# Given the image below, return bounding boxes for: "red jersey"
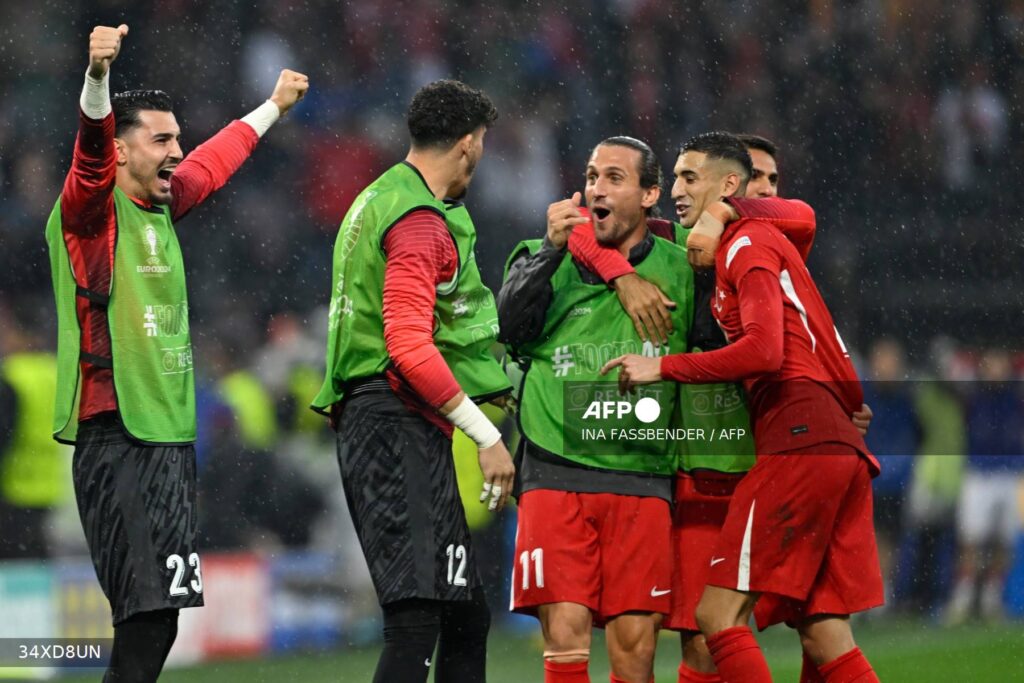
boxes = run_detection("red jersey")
[662,218,876,468]
[567,197,816,281]
[61,110,260,420]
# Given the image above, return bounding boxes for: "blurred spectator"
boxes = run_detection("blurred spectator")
[863,339,920,609]
[932,63,1009,194]
[0,307,70,559]
[900,341,968,616]
[196,338,327,551]
[946,349,1024,623]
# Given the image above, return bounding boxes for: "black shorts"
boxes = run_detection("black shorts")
[73,414,203,625]
[335,389,481,605]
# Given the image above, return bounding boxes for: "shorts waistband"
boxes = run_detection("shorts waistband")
[344,375,391,398]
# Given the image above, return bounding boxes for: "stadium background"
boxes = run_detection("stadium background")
[1,0,1023,680]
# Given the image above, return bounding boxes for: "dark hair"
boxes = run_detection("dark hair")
[112,89,174,136]
[737,133,778,159]
[407,80,498,149]
[597,135,663,190]
[680,131,753,181]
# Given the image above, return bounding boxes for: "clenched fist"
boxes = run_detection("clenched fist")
[88,24,129,79]
[269,69,309,115]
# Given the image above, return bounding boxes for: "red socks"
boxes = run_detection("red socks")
[705,626,772,682]
[545,659,590,683]
[799,649,826,683]
[819,648,878,683]
[678,661,723,682]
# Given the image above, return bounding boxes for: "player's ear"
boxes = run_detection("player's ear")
[720,171,740,198]
[457,132,474,158]
[113,137,128,166]
[641,185,661,210]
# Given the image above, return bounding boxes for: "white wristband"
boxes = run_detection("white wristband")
[240,100,281,138]
[80,69,111,120]
[445,395,502,449]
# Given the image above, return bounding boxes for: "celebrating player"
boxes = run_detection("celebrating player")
[45,24,307,682]
[312,80,515,683]
[740,134,780,199]
[602,132,883,683]
[567,133,871,682]
[499,136,692,683]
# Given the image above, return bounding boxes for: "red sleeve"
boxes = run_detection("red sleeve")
[170,120,259,222]
[660,269,784,382]
[382,210,461,408]
[567,222,635,282]
[727,196,816,261]
[61,110,116,236]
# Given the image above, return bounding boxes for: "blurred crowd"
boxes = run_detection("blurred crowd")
[1,0,1023,623]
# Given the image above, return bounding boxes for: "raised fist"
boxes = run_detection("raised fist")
[269,69,310,115]
[88,24,128,79]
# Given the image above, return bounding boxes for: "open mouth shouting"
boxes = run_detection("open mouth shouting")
[156,165,177,193]
[592,205,612,224]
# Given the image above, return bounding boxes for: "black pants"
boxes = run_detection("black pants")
[374,587,491,683]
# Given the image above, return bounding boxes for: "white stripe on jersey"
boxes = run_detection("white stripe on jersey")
[738,499,756,592]
[726,236,752,270]
[779,269,816,353]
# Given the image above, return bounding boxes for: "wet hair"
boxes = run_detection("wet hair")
[597,135,664,190]
[680,131,753,182]
[594,135,663,216]
[738,133,778,159]
[407,80,498,150]
[112,89,174,136]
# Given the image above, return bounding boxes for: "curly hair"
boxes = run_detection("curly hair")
[112,89,174,136]
[407,80,498,150]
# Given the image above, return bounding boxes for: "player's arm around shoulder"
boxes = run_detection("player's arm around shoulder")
[717,219,784,283]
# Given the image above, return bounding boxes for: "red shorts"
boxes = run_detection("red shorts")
[511,489,672,625]
[707,443,884,629]
[664,471,743,632]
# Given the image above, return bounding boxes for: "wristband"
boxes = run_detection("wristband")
[80,69,111,120]
[240,100,280,138]
[445,395,502,449]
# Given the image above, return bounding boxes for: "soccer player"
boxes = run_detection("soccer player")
[45,24,307,682]
[567,133,871,683]
[312,80,515,683]
[740,134,780,199]
[498,136,692,683]
[603,131,884,683]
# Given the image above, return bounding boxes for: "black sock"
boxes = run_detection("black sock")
[373,599,442,683]
[103,609,179,683]
[436,587,490,683]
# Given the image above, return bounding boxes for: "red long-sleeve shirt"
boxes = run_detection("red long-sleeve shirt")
[567,196,817,281]
[661,218,874,467]
[381,209,463,435]
[61,109,259,420]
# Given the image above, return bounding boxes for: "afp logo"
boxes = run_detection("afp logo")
[581,397,661,424]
